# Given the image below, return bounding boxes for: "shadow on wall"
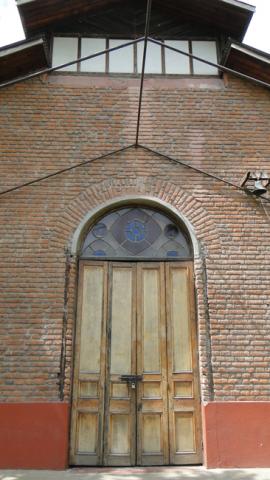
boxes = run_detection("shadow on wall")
[1,467,270,480]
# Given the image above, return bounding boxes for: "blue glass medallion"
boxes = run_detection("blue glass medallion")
[125,220,146,242]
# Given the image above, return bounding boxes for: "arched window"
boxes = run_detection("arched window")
[80,207,192,260]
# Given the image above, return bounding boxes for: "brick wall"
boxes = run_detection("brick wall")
[0,73,270,402]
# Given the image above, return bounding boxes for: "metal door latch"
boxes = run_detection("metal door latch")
[120,374,142,389]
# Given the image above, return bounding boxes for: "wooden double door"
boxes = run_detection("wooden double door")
[70,261,202,466]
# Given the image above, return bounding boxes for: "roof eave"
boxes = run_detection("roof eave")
[0,36,50,84]
[0,37,43,57]
[220,0,255,13]
[222,39,270,85]
[16,0,255,40]
[16,0,33,4]
[220,0,256,40]
[16,0,256,11]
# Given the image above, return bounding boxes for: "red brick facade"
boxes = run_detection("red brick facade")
[1,72,270,467]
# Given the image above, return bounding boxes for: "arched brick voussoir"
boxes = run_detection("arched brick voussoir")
[53,175,220,402]
[51,175,221,261]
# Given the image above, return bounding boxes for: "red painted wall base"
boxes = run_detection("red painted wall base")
[202,402,270,468]
[0,402,270,469]
[0,403,69,469]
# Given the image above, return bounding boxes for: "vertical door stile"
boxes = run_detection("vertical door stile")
[161,262,170,465]
[188,261,203,462]
[132,263,138,466]
[103,261,112,466]
[99,261,108,464]
[136,263,143,466]
[160,262,170,466]
[165,261,175,464]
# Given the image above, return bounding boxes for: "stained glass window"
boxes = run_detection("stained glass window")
[80,207,192,260]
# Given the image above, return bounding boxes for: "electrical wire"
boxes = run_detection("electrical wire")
[0,3,269,206]
[0,37,144,90]
[1,142,270,205]
[135,0,152,145]
[149,38,270,91]
[137,144,270,204]
[1,34,270,91]
[0,144,135,197]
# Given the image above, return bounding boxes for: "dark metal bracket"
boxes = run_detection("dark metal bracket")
[120,374,143,389]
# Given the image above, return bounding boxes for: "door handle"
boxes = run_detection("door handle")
[120,374,143,389]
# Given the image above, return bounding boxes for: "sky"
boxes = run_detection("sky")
[0,0,270,53]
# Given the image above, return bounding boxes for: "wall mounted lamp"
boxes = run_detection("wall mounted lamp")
[241,171,270,196]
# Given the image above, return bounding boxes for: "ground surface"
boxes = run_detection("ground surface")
[1,467,270,480]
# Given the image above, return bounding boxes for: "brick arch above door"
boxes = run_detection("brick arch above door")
[53,176,222,259]
[53,175,221,403]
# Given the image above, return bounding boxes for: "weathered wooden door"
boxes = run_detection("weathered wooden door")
[70,260,202,466]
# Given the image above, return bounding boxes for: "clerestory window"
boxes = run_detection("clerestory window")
[52,36,218,76]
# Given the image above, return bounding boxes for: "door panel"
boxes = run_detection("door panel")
[136,263,169,465]
[166,263,202,465]
[110,266,133,375]
[175,412,195,452]
[110,414,130,454]
[141,268,161,372]
[170,267,192,372]
[77,412,98,453]
[104,263,136,466]
[70,260,202,466]
[70,262,108,465]
[79,265,104,373]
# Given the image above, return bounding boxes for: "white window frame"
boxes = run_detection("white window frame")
[52,36,218,76]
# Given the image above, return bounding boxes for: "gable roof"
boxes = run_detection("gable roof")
[16,0,255,40]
